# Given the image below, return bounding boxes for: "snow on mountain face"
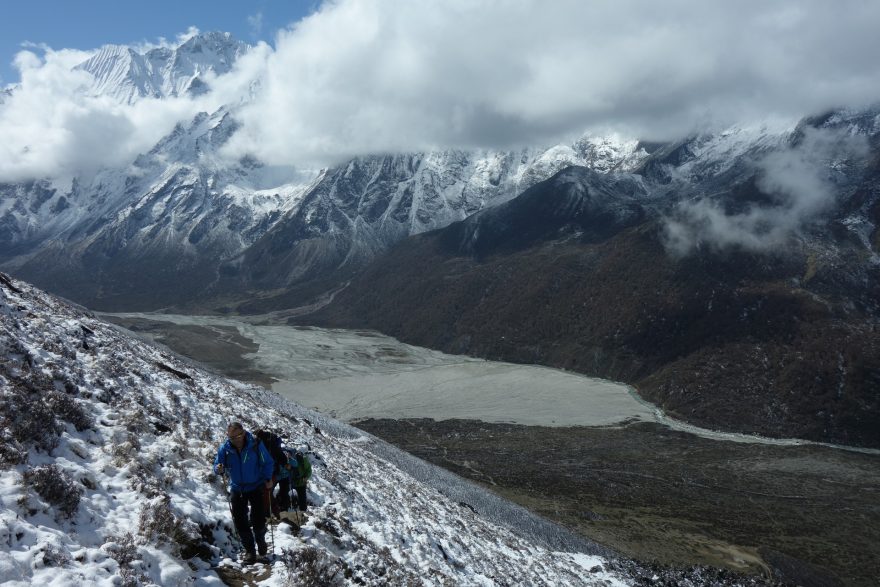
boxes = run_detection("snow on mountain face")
[0,31,657,309]
[439,166,648,259]
[225,142,650,295]
[75,32,248,104]
[574,135,649,174]
[0,273,632,586]
[5,29,876,313]
[0,103,320,310]
[270,138,648,246]
[0,106,649,310]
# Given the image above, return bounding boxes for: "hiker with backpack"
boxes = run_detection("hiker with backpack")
[214,422,274,564]
[287,444,312,522]
[255,429,290,515]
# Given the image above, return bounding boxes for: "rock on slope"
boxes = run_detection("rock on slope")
[0,272,632,586]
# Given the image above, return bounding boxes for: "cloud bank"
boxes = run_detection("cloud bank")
[223,0,880,166]
[0,47,201,182]
[1,0,879,180]
[663,127,871,255]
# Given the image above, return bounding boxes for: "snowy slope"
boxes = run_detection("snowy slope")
[75,32,248,104]
[0,272,633,586]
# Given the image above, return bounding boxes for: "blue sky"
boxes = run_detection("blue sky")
[0,0,318,86]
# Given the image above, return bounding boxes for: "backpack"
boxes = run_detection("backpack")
[255,429,287,475]
[290,449,312,487]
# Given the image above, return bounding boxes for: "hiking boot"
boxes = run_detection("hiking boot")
[242,551,257,565]
[257,540,268,556]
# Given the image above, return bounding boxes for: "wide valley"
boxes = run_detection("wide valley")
[105,312,880,587]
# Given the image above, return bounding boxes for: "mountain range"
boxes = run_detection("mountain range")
[1,32,878,448]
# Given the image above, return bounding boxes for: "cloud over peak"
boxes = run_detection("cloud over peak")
[221,0,880,166]
[663,126,871,255]
[2,0,879,180]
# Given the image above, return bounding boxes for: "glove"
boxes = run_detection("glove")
[216,463,224,474]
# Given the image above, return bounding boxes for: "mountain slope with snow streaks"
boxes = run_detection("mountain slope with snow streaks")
[0,272,631,586]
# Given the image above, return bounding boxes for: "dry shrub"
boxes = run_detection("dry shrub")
[127,461,165,498]
[22,464,82,519]
[0,360,91,458]
[102,533,146,587]
[0,387,62,452]
[282,546,346,586]
[35,544,71,568]
[139,495,207,560]
[46,389,93,431]
[0,428,27,467]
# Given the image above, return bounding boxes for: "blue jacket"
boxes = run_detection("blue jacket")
[214,432,274,492]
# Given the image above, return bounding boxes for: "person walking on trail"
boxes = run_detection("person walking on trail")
[288,445,312,523]
[214,422,274,564]
[255,429,289,516]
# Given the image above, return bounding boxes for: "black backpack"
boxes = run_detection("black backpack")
[255,429,287,474]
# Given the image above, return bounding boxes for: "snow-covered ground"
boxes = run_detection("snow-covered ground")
[0,274,632,586]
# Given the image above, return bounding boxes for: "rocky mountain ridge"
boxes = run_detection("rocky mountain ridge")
[74,31,249,104]
[0,33,654,311]
[299,112,880,448]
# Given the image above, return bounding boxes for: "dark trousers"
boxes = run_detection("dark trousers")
[231,487,266,554]
[274,478,291,513]
[293,485,308,511]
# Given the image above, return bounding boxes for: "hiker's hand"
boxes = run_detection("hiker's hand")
[265,480,272,489]
[216,464,224,474]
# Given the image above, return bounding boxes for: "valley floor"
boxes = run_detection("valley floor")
[103,313,880,586]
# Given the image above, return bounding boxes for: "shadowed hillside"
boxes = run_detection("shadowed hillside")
[301,167,880,448]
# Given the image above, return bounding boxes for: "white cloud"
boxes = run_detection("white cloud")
[220,0,880,167]
[247,12,264,39]
[129,26,202,54]
[0,47,200,182]
[663,127,871,255]
[2,0,879,181]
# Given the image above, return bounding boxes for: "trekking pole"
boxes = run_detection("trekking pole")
[222,472,242,550]
[267,487,275,555]
[288,483,295,519]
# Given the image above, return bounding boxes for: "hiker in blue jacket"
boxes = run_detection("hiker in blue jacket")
[214,422,274,563]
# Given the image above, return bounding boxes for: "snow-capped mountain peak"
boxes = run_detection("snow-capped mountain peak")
[74,31,249,104]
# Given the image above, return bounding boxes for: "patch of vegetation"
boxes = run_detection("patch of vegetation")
[281,546,346,586]
[138,495,208,560]
[22,464,82,519]
[356,418,880,587]
[0,382,62,453]
[102,533,147,587]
